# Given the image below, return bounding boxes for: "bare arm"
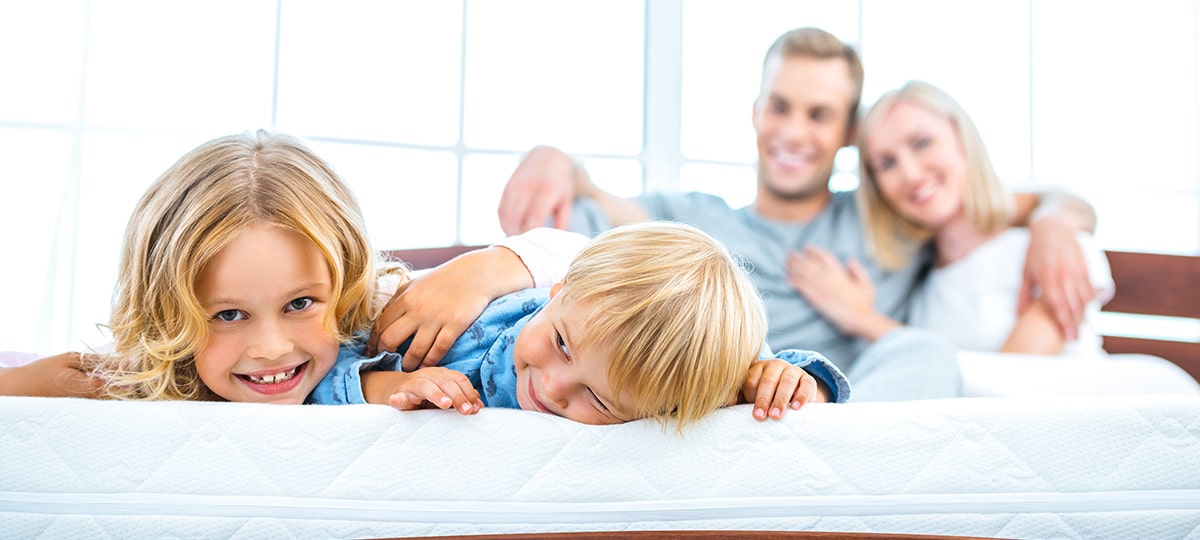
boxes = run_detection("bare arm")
[1011,190,1098,340]
[361,367,482,414]
[498,145,649,234]
[1000,297,1067,354]
[0,352,105,398]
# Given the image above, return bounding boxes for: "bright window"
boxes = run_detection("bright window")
[0,1,1196,354]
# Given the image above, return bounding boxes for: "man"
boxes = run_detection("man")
[496,27,1097,401]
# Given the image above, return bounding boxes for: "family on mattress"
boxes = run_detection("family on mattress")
[2,25,1198,539]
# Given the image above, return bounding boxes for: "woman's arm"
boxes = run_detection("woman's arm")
[1000,298,1067,354]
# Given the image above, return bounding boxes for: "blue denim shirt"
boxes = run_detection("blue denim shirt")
[307,288,851,406]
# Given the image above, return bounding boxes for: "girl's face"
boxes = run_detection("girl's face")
[512,283,635,425]
[864,99,968,231]
[193,222,340,404]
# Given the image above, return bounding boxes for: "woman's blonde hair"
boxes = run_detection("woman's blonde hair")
[857,80,1012,270]
[99,130,400,400]
[561,221,767,431]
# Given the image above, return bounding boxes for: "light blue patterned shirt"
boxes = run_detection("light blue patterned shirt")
[307,288,850,406]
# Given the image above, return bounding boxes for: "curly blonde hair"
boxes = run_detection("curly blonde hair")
[563,221,767,430]
[97,130,402,400]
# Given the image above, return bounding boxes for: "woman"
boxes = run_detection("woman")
[792,80,1114,356]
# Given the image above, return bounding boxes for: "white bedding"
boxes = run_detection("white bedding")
[3,391,1199,539]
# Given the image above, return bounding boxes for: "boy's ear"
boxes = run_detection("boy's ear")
[549,281,564,298]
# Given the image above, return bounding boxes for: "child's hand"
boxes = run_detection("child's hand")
[367,247,534,369]
[740,359,829,421]
[362,367,483,415]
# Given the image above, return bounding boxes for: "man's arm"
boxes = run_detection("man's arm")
[498,145,649,234]
[1011,190,1098,340]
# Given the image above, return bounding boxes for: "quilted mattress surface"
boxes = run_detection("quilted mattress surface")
[2,394,1198,539]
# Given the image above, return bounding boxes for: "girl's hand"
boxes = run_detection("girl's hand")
[362,367,483,415]
[739,359,828,421]
[367,246,534,369]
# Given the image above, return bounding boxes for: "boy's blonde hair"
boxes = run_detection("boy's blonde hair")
[561,221,767,430]
[100,130,401,400]
[857,80,1012,270]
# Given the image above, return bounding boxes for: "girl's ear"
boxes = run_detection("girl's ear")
[549,281,564,299]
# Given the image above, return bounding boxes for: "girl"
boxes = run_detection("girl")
[0,130,506,408]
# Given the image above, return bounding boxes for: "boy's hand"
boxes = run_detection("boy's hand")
[740,359,829,421]
[362,367,483,415]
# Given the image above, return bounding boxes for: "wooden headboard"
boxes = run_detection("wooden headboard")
[384,246,1200,382]
[1101,250,1200,381]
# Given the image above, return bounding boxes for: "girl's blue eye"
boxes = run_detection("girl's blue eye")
[213,309,245,322]
[287,297,314,312]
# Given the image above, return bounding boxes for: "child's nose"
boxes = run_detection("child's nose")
[248,319,295,360]
[540,370,571,409]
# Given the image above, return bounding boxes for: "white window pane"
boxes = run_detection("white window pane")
[0,129,72,353]
[308,141,459,250]
[1091,191,1198,254]
[680,162,756,210]
[862,0,1031,185]
[71,132,210,351]
[277,0,463,145]
[86,0,276,131]
[1032,0,1196,194]
[459,154,643,246]
[463,0,645,154]
[0,1,86,124]
[461,154,521,245]
[581,157,644,199]
[681,1,859,164]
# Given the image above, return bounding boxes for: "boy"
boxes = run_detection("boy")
[311,221,848,430]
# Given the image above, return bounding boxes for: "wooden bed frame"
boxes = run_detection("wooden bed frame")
[386,246,1200,383]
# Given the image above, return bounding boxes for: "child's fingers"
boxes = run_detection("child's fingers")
[789,372,819,410]
[766,365,803,420]
[387,391,424,410]
[436,376,483,415]
[750,361,789,421]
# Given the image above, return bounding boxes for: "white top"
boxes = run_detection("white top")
[909,228,1115,355]
[493,227,588,287]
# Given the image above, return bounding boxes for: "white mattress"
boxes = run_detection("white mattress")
[2,393,1198,539]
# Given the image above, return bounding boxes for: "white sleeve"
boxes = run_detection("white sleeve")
[1077,231,1115,307]
[493,228,590,288]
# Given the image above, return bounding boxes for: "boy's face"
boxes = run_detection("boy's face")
[752,55,857,201]
[193,222,341,404]
[512,283,635,425]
